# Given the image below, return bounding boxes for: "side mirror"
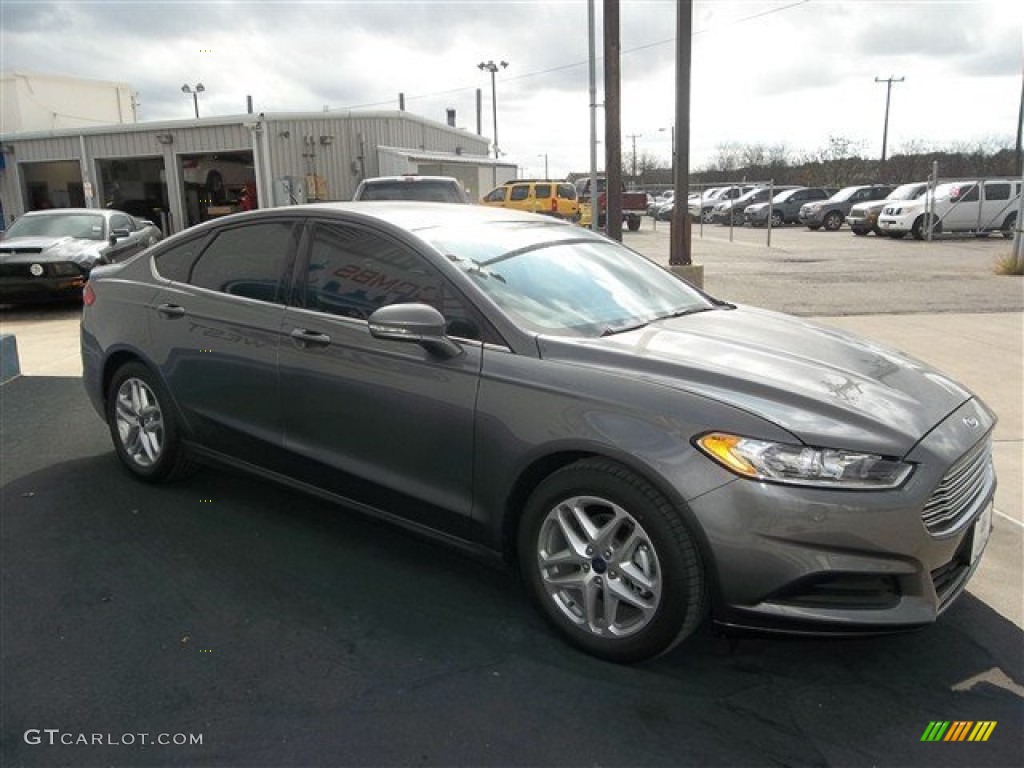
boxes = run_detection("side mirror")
[368,303,463,359]
[110,227,130,243]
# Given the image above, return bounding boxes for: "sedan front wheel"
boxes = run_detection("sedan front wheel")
[519,458,706,663]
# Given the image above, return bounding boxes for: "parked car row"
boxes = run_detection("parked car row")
[676,178,1020,240]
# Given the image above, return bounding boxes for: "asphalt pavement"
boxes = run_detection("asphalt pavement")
[1,221,1022,767]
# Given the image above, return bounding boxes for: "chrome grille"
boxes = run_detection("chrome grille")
[922,437,994,536]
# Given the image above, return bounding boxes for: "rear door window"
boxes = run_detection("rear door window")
[509,185,530,201]
[984,183,1010,201]
[189,220,298,302]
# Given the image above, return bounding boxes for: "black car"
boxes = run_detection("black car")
[0,208,162,303]
[80,203,995,663]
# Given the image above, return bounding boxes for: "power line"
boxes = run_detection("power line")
[333,0,811,112]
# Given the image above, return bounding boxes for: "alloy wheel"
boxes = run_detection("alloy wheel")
[114,377,165,468]
[535,495,662,639]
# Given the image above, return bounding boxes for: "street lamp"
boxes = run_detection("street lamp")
[477,60,508,160]
[181,83,205,119]
[538,153,548,178]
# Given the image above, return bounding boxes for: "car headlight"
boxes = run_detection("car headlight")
[696,433,913,489]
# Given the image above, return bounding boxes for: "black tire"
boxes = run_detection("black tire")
[107,362,196,483]
[627,215,641,232]
[1002,213,1017,240]
[518,458,707,663]
[912,214,940,240]
[823,211,844,231]
[205,170,225,204]
[807,224,821,231]
[889,231,907,239]
[851,227,869,236]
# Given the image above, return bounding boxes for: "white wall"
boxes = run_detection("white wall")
[1,71,135,133]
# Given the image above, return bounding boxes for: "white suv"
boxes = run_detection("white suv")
[877,178,1020,240]
[352,176,470,203]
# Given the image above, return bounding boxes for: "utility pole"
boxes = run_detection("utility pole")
[671,0,693,267]
[604,0,622,242]
[626,133,642,186]
[875,76,904,165]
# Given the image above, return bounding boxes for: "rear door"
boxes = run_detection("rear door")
[148,217,300,464]
[980,180,1019,231]
[278,218,489,537]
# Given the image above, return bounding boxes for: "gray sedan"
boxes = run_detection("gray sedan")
[80,203,996,662]
[0,208,162,303]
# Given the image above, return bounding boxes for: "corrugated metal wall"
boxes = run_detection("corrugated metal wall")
[0,111,490,224]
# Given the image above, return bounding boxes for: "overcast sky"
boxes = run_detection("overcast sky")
[2,0,1021,179]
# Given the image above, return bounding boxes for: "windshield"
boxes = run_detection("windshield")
[887,183,927,201]
[420,223,712,338]
[831,186,861,202]
[358,181,465,203]
[5,213,106,241]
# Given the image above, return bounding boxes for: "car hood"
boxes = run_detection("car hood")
[539,306,973,456]
[0,235,105,265]
[850,200,887,215]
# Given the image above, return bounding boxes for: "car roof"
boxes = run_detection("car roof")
[22,208,112,217]
[259,201,580,233]
[360,175,461,184]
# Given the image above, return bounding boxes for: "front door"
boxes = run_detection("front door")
[279,220,485,537]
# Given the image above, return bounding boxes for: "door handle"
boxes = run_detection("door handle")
[290,328,332,348]
[157,303,186,318]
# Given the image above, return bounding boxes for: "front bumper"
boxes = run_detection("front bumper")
[690,399,996,635]
[0,275,87,303]
[877,214,915,235]
[798,208,825,226]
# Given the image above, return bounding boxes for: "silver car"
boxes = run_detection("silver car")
[1,208,162,303]
[80,203,996,663]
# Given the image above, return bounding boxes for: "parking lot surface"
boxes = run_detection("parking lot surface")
[2,221,1022,767]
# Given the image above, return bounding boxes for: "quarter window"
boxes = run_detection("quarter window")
[189,220,297,302]
[985,183,1010,201]
[153,236,205,283]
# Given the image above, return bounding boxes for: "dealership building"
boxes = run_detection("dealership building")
[0,72,516,233]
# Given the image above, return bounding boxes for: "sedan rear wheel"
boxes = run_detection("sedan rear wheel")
[519,458,706,663]
[107,362,195,482]
[770,211,784,228]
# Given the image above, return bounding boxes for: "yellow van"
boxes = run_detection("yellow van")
[480,180,580,220]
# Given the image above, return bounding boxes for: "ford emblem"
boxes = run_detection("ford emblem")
[29,263,44,277]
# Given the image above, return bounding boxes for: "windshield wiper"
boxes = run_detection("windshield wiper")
[600,320,652,337]
[601,305,723,336]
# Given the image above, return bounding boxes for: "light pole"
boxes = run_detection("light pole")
[874,76,904,165]
[477,60,508,160]
[538,153,548,178]
[181,83,205,118]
